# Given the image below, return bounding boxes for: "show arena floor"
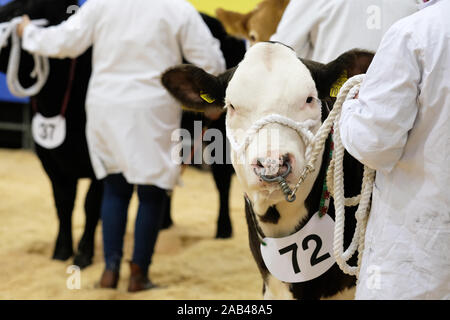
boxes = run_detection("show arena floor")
[0,149,261,299]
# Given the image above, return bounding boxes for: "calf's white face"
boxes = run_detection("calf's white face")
[162,42,373,222]
[225,43,322,212]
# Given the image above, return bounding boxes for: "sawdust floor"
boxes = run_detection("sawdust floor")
[0,149,261,300]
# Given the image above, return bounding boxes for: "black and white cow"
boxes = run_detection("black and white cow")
[162,42,373,299]
[0,0,101,269]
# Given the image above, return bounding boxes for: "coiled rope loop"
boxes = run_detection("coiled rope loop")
[306,74,375,277]
[0,17,49,97]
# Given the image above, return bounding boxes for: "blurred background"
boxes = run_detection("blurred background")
[0,0,260,149]
[0,0,263,300]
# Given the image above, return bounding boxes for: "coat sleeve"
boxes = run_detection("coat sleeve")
[339,22,421,174]
[21,0,100,59]
[177,3,225,76]
[269,0,322,58]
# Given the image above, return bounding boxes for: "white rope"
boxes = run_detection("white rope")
[319,74,375,277]
[0,17,49,97]
[289,74,375,277]
[226,112,321,164]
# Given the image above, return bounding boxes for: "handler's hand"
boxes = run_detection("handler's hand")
[17,15,31,38]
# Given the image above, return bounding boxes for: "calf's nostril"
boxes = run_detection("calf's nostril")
[251,154,294,179]
[283,153,295,167]
[284,153,293,161]
[256,159,264,168]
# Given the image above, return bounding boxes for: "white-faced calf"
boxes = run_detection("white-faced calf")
[162,42,373,299]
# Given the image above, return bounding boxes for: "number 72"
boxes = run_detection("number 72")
[278,234,331,274]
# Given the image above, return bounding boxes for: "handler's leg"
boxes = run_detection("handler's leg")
[128,185,168,292]
[99,174,133,288]
[160,193,173,229]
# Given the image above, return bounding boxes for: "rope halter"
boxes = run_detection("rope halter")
[226,110,322,202]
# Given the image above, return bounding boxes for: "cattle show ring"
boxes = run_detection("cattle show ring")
[0,0,275,301]
[0,0,448,304]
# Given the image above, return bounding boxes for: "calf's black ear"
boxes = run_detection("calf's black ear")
[301,49,374,100]
[161,64,235,113]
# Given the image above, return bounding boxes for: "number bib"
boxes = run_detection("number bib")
[32,113,66,149]
[260,212,335,283]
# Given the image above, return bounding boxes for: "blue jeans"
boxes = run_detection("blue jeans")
[101,174,167,275]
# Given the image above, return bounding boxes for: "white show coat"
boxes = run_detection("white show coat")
[340,0,450,299]
[22,0,225,189]
[270,0,418,63]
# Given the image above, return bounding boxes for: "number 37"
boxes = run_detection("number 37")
[278,234,331,274]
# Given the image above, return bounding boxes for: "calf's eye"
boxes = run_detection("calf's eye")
[249,31,258,43]
[306,97,313,103]
[229,104,235,110]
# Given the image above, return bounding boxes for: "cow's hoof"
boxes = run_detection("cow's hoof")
[53,234,73,261]
[215,229,233,239]
[52,246,73,261]
[73,251,93,269]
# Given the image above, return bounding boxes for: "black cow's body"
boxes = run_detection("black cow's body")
[0,0,101,268]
